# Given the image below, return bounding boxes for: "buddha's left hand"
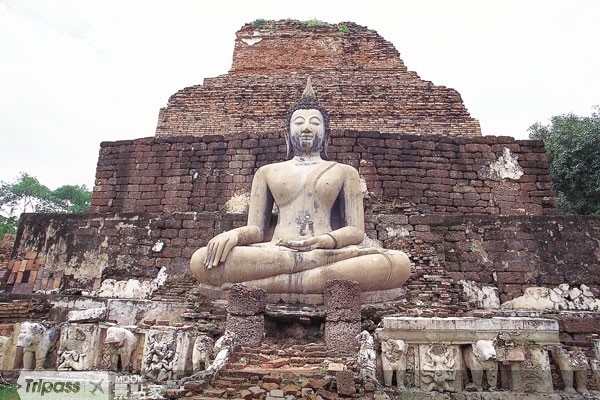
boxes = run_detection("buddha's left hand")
[277,235,335,251]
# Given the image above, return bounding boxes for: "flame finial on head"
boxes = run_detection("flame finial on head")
[302,76,316,99]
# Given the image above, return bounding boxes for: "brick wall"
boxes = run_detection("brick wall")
[2,212,244,295]
[0,300,52,323]
[91,131,556,216]
[0,234,15,266]
[2,211,460,309]
[5,211,598,314]
[0,234,16,283]
[156,21,481,138]
[423,215,600,303]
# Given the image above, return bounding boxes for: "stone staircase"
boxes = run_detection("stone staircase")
[176,341,362,399]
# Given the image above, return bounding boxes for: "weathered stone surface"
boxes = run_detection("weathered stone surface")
[7,213,597,319]
[248,385,266,396]
[268,389,284,398]
[85,133,554,219]
[281,384,299,395]
[262,374,282,384]
[502,285,600,311]
[327,362,346,372]
[0,234,15,272]
[183,380,209,391]
[558,315,600,335]
[227,284,267,316]
[306,378,327,389]
[226,314,264,347]
[335,370,356,396]
[324,279,361,322]
[379,317,560,343]
[163,389,188,399]
[66,307,106,322]
[325,320,360,353]
[316,388,336,400]
[260,382,279,391]
[239,389,253,400]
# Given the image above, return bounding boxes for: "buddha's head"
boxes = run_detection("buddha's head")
[285,77,330,158]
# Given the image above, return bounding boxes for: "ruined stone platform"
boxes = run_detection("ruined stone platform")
[378,316,560,343]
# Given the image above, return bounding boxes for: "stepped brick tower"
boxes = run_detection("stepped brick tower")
[156,21,481,138]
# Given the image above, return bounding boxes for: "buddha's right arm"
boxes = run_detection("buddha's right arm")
[204,167,272,267]
[245,166,273,242]
[227,225,264,245]
[204,225,264,267]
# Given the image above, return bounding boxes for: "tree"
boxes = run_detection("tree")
[529,107,600,215]
[48,184,92,213]
[0,173,92,238]
[0,215,17,238]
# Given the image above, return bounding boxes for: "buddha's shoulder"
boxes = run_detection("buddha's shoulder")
[255,161,291,174]
[334,162,359,173]
[332,162,360,179]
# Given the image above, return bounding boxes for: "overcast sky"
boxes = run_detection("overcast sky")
[1,0,599,190]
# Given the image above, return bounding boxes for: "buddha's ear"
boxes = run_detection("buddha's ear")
[285,129,292,159]
[322,130,330,159]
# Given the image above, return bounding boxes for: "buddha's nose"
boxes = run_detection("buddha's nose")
[302,125,312,133]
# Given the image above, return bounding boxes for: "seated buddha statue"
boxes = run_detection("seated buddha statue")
[190,78,411,294]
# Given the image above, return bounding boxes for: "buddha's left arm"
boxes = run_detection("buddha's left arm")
[325,165,365,248]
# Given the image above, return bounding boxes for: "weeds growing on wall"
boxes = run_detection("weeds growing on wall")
[251,19,350,33]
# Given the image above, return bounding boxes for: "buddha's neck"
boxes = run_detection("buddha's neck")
[293,153,323,164]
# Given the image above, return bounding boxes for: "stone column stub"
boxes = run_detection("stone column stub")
[226,284,267,347]
[227,284,267,316]
[324,279,362,353]
[324,279,361,322]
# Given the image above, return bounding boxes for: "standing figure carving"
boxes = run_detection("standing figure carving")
[144,338,175,383]
[591,340,600,389]
[191,78,411,294]
[192,335,215,372]
[356,331,377,384]
[421,345,459,392]
[180,330,240,385]
[381,339,408,389]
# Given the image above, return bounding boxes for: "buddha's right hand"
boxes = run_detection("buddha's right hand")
[204,231,239,268]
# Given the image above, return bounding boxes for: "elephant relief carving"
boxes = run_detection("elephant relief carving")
[551,345,589,394]
[463,339,498,391]
[16,322,59,370]
[104,327,138,372]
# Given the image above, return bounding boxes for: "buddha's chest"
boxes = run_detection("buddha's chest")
[267,164,343,208]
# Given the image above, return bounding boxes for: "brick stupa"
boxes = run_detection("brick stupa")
[156,21,481,138]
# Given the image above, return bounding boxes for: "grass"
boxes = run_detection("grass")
[0,383,20,400]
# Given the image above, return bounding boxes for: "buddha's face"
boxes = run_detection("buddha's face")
[290,109,325,155]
